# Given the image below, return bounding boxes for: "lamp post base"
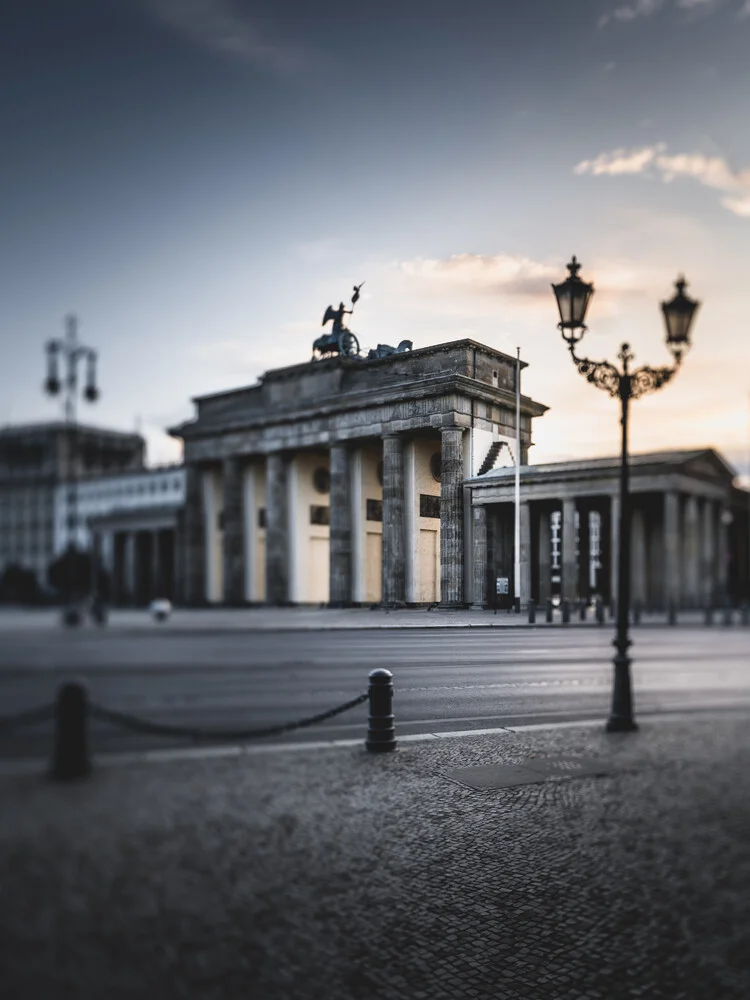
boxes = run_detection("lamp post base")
[605,715,639,733]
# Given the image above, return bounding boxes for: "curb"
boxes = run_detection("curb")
[2,706,747,779]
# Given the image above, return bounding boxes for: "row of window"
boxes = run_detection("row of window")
[77,476,183,501]
[211,492,444,533]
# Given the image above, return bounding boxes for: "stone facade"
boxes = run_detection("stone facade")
[169,341,750,610]
[0,422,144,589]
[471,449,749,610]
[170,340,544,607]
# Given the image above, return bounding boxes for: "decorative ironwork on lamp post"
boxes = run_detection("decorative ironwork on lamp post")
[44,315,100,625]
[552,257,700,732]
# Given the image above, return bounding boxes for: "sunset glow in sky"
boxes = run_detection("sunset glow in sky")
[2,0,749,477]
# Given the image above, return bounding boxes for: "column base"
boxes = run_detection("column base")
[469,603,486,611]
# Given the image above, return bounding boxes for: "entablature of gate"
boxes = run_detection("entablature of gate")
[467,448,735,506]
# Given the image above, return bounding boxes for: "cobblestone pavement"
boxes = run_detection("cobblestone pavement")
[1,716,749,999]
[0,604,730,633]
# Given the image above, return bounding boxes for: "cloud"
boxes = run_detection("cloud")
[599,0,663,26]
[575,144,750,217]
[400,253,559,299]
[574,145,666,176]
[599,0,721,25]
[395,253,655,327]
[739,0,750,17]
[142,0,309,74]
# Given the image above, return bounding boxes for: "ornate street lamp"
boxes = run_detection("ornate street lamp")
[44,315,100,626]
[552,258,699,731]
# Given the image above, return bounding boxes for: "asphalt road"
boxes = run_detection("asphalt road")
[0,627,748,759]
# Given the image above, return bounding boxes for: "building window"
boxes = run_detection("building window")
[430,453,441,483]
[313,467,330,494]
[258,508,266,528]
[366,499,383,522]
[310,505,330,526]
[419,494,440,519]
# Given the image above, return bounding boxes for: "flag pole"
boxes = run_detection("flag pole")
[514,346,521,612]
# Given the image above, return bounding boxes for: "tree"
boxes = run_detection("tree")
[47,548,112,602]
[0,564,41,604]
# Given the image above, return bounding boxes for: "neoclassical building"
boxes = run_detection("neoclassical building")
[170,340,544,607]
[170,339,749,610]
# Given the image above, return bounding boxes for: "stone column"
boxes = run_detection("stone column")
[664,491,680,608]
[350,449,365,604]
[470,504,487,609]
[561,498,577,602]
[440,427,465,607]
[222,457,245,606]
[519,500,531,606]
[538,507,551,603]
[382,435,405,605]
[242,466,257,602]
[404,441,418,604]
[682,495,700,607]
[610,493,620,606]
[151,530,161,600]
[717,503,729,601]
[181,464,205,606]
[265,452,289,605]
[577,505,590,599]
[631,507,646,605]
[123,532,136,606]
[701,498,715,605]
[329,444,352,606]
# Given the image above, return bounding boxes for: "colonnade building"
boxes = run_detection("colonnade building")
[170,339,749,610]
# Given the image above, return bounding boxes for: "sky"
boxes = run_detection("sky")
[2,0,750,480]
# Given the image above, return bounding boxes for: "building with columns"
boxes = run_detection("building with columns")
[170,338,749,610]
[170,340,546,607]
[61,465,186,605]
[470,450,748,610]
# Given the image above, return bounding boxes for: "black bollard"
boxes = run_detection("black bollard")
[667,602,677,626]
[528,600,536,624]
[52,682,91,781]
[741,604,750,627]
[545,599,553,624]
[595,598,604,625]
[722,605,733,626]
[704,604,713,626]
[366,669,396,753]
[561,600,570,624]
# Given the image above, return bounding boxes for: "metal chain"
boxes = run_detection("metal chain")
[88,691,369,741]
[0,704,55,733]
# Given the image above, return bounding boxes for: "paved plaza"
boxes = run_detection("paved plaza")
[1,714,749,999]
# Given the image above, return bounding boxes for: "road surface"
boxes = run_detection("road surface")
[0,626,747,759]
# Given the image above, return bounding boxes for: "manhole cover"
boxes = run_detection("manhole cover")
[443,755,613,790]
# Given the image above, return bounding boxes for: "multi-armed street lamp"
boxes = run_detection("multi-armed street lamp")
[552,258,700,732]
[44,315,100,625]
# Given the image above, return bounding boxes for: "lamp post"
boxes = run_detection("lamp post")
[44,315,100,626]
[552,257,699,731]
